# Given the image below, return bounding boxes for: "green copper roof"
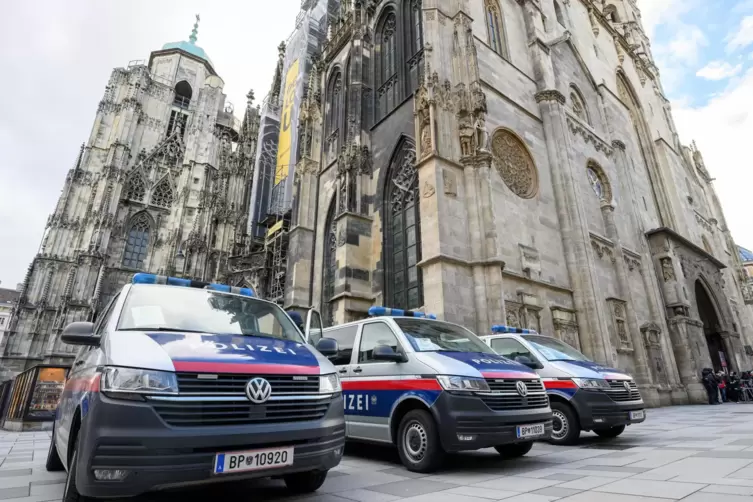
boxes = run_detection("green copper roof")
[161,14,213,68]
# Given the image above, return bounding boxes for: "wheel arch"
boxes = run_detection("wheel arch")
[389,396,434,444]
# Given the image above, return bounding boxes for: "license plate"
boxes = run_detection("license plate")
[517,423,546,439]
[214,446,294,475]
[630,410,645,421]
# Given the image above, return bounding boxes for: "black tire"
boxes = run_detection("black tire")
[283,470,328,494]
[63,436,94,502]
[494,441,534,458]
[594,425,626,438]
[549,402,581,446]
[396,409,445,473]
[45,427,64,472]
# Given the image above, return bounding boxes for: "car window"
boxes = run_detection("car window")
[358,322,401,364]
[491,338,534,361]
[324,325,358,365]
[522,334,590,361]
[94,294,119,335]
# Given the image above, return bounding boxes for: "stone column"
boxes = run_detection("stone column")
[600,203,654,389]
[720,332,740,372]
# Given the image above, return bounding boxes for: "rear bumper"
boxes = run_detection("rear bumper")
[75,393,345,498]
[570,390,645,430]
[432,392,553,452]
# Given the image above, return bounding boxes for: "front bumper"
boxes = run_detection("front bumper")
[432,392,553,452]
[570,390,645,430]
[75,393,345,499]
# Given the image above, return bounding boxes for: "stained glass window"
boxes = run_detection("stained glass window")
[405,0,424,93]
[587,168,603,199]
[386,145,423,310]
[322,202,337,326]
[122,213,151,269]
[326,72,342,135]
[485,0,508,59]
[150,178,174,208]
[376,12,399,120]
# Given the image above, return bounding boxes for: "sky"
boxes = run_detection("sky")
[0,0,751,287]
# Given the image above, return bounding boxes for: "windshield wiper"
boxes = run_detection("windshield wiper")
[118,327,207,333]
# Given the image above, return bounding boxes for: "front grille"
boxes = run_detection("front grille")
[151,398,331,427]
[605,380,642,402]
[480,379,549,411]
[176,373,320,395]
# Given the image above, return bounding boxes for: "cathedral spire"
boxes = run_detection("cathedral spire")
[189,14,200,44]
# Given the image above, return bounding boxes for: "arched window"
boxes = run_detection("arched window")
[122,212,151,269]
[376,11,399,120]
[569,86,590,125]
[385,141,423,310]
[123,173,146,202]
[604,4,620,23]
[322,200,337,326]
[586,161,612,203]
[150,177,174,208]
[174,80,192,109]
[554,0,566,26]
[405,0,424,93]
[485,0,508,59]
[325,71,342,136]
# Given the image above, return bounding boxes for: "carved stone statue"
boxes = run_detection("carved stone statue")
[474,114,489,153]
[661,257,675,281]
[458,114,474,157]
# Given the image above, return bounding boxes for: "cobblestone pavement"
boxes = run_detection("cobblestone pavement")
[5,404,753,501]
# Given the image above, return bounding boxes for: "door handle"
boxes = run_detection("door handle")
[338,368,348,374]
[352,367,363,373]
[74,360,84,366]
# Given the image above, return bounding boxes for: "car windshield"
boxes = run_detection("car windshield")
[117,285,303,342]
[394,318,495,354]
[522,334,590,362]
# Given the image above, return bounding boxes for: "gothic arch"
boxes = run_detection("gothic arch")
[382,136,423,310]
[604,4,621,23]
[374,5,400,121]
[484,0,509,59]
[122,211,154,269]
[585,159,612,203]
[569,84,591,125]
[150,175,175,209]
[325,65,343,137]
[403,0,424,93]
[123,170,147,202]
[321,196,338,326]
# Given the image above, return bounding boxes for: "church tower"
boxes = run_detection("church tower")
[0,17,260,379]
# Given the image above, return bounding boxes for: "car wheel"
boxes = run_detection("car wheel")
[283,470,328,494]
[45,426,64,472]
[548,402,581,445]
[63,436,94,502]
[494,441,534,458]
[396,409,445,473]
[594,425,626,438]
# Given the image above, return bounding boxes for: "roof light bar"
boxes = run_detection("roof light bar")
[491,325,538,334]
[131,273,255,297]
[368,306,437,320]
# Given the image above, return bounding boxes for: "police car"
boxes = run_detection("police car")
[481,326,646,445]
[309,307,553,473]
[47,273,345,501]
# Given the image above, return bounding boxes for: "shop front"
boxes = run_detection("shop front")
[1,365,69,431]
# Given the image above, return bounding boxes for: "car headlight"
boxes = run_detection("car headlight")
[437,375,490,393]
[101,367,178,400]
[572,378,610,390]
[320,373,341,393]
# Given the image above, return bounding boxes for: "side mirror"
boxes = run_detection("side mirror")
[373,344,405,362]
[61,322,100,347]
[316,337,339,357]
[515,355,543,370]
[304,308,324,344]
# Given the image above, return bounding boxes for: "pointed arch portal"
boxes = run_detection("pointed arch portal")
[695,280,730,372]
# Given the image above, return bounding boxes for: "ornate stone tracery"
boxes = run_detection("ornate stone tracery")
[490,128,538,199]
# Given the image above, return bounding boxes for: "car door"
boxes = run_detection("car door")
[323,325,359,435]
[347,321,408,443]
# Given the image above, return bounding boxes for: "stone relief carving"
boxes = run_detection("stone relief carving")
[415,85,432,159]
[567,117,614,157]
[443,169,457,196]
[422,181,435,198]
[490,129,538,199]
[608,298,631,349]
[661,257,675,281]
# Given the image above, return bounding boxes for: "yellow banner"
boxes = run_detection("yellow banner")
[275,59,300,185]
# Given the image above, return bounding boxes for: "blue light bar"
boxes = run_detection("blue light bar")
[491,325,538,334]
[368,306,437,320]
[132,273,255,297]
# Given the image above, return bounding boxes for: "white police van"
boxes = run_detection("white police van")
[47,273,345,501]
[308,307,553,473]
[481,325,646,445]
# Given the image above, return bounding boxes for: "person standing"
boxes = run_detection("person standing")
[718,371,727,403]
[702,368,718,405]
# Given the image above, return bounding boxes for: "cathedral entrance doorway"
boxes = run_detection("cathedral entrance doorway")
[696,280,729,372]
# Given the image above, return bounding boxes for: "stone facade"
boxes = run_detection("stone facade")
[286,0,753,405]
[0,31,261,379]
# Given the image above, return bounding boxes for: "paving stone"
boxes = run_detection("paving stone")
[365,479,457,497]
[442,485,519,500]
[379,468,428,479]
[0,486,30,500]
[0,470,30,479]
[701,484,753,495]
[333,488,402,501]
[473,476,560,492]
[593,478,707,499]
[540,472,583,481]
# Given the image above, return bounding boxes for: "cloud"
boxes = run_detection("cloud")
[727,15,753,52]
[635,0,699,40]
[673,68,753,248]
[666,24,708,65]
[696,61,744,80]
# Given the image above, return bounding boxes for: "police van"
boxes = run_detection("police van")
[309,307,553,473]
[480,326,646,445]
[47,273,345,501]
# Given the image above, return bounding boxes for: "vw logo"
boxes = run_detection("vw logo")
[246,377,272,404]
[623,381,631,392]
[515,381,528,397]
